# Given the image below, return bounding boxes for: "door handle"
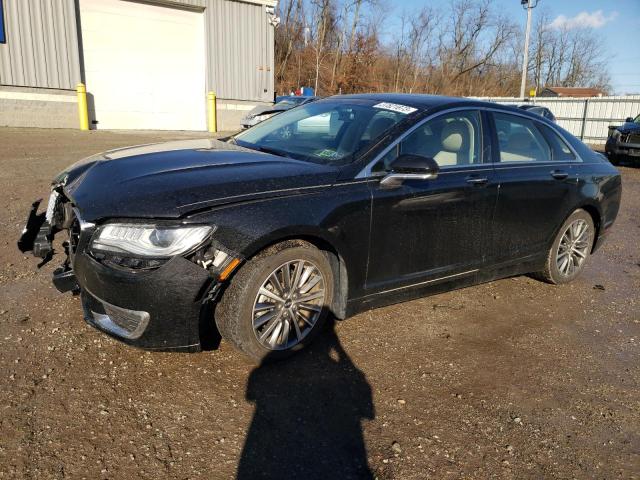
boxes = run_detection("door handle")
[466,176,489,185]
[550,170,569,180]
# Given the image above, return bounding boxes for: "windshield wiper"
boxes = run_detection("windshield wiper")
[250,145,293,159]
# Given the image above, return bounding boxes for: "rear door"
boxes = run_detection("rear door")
[488,111,579,264]
[365,109,497,294]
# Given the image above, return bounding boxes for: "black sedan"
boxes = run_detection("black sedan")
[605,114,640,165]
[19,94,621,361]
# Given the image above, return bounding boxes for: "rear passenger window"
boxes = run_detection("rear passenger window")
[537,124,576,161]
[494,112,551,162]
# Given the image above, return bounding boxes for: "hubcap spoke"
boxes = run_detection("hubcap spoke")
[572,248,586,259]
[296,310,314,327]
[268,272,285,296]
[299,274,322,294]
[254,309,279,329]
[259,314,282,342]
[254,302,276,313]
[296,291,325,303]
[299,303,321,313]
[259,287,284,304]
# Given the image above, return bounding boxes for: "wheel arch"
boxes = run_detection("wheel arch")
[241,229,350,320]
[577,203,602,253]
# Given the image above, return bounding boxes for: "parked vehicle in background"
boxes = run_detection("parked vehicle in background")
[241,96,318,129]
[605,114,640,165]
[518,104,557,123]
[18,94,621,362]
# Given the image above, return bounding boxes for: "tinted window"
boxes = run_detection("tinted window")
[538,124,576,161]
[373,110,482,172]
[494,112,551,162]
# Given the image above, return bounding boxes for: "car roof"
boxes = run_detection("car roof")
[325,93,541,116]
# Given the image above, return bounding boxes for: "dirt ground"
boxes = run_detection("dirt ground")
[0,128,638,480]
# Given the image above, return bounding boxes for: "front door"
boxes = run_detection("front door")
[365,109,497,294]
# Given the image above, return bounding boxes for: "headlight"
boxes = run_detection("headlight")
[612,129,621,139]
[90,224,213,257]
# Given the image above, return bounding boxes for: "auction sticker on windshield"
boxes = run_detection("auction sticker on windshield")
[373,102,417,115]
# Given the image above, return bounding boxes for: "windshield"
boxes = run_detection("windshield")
[234,100,417,165]
[634,115,640,124]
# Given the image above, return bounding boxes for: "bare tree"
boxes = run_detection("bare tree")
[273,0,611,97]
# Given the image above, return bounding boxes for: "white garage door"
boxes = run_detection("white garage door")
[80,0,206,130]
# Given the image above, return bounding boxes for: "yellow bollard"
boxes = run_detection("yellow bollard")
[207,91,217,133]
[76,83,89,131]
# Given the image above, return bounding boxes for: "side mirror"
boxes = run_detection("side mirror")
[625,117,634,123]
[380,154,439,189]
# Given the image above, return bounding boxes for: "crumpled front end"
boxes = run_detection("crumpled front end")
[17,186,239,352]
[606,129,640,158]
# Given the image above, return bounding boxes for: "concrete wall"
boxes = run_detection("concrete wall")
[216,98,270,132]
[0,86,77,128]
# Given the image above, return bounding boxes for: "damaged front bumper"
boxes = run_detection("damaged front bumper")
[18,192,232,352]
[17,199,54,261]
[76,253,213,351]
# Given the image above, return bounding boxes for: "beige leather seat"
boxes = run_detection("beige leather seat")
[433,120,471,166]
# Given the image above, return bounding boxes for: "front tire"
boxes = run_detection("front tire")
[535,209,595,285]
[216,243,334,362]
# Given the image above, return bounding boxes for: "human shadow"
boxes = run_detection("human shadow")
[237,322,375,480]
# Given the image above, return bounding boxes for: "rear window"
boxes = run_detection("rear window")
[537,124,576,161]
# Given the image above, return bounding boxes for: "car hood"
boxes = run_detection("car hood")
[58,139,339,222]
[613,121,640,134]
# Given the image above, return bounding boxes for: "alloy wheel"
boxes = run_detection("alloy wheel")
[556,219,591,277]
[252,259,326,350]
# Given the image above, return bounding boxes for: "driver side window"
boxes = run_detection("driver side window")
[373,110,482,173]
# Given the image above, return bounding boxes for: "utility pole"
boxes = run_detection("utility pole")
[519,0,538,99]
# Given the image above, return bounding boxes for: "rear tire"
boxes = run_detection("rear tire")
[534,209,595,285]
[216,243,334,362]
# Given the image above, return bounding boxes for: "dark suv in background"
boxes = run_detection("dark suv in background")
[606,114,640,165]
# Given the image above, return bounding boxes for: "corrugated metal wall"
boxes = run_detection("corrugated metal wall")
[471,96,640,144]
[0,0,275,101]
[0,0,81,90]
[205,0,274,102]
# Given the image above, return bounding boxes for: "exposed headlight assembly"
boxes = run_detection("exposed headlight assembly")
[90,224,213,258]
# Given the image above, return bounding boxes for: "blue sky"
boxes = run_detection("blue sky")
[379,0,640,94]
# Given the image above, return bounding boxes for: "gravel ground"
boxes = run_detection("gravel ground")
[0,128,638,480]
